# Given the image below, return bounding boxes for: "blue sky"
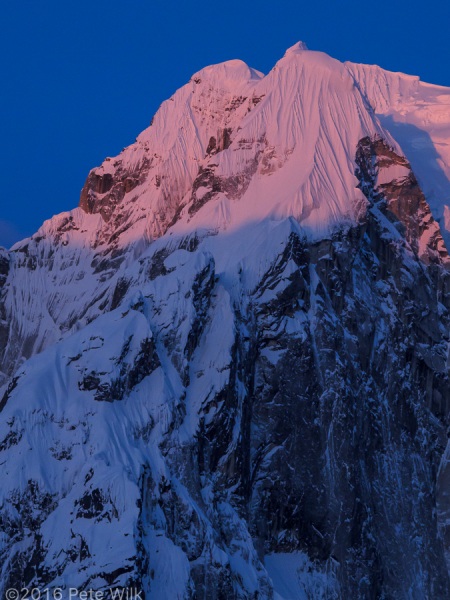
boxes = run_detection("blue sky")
[1,0,449,248]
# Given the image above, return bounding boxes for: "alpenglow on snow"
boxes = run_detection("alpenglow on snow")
[1,42,450,599]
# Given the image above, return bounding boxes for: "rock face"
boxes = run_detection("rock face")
[355,136,449,266]
[346,61,450,250]
[1,43,450,598]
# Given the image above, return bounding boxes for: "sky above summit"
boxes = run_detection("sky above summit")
[1,0,449,248]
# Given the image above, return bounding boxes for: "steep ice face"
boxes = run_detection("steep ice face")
[0,42,399,383]
[2,43,450,599]
[177,46,385,238]
[346,61,450,246]
[78,58,264,247]
[2,43,449,409]
[78,42,396,245]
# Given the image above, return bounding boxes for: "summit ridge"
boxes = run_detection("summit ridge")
[1,43,450,599]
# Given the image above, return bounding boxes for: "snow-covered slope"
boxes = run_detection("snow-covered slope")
[346,61,450,245]
[2,43,450,598]
[2,42,446,386]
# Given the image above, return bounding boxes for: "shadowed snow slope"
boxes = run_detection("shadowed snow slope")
[347,61,450,247]
[1,43,450,599]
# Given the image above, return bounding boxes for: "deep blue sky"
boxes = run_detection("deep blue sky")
[1,0,449,248]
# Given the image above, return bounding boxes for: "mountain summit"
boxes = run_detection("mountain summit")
[284,41,309,54]
[1,44,450,598]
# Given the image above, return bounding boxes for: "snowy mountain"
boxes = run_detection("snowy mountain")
[1,42,450,598]
[347,61,450,247]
